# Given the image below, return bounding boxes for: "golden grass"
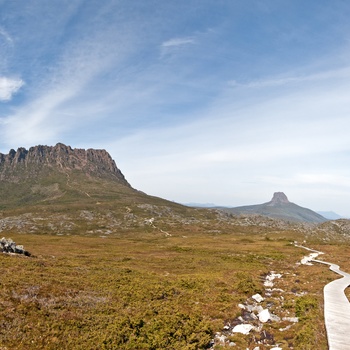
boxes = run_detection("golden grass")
[0,231,341,349]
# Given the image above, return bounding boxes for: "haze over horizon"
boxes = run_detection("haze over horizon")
[1,1,350,216]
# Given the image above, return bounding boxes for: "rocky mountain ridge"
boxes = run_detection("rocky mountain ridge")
[0,143,130,186]
[0,143,198,224]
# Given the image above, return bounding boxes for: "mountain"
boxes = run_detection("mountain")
[317,211,343,220]
[0,143,134,208]
[221,192,327,224]
[0,143,130,185]
[184,202,217,208]
[0,143,204,235]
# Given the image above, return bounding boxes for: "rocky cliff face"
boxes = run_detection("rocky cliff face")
[0,143,130,186]
[268,192,290,206]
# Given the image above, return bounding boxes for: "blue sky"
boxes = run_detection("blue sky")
[1,1,350,216]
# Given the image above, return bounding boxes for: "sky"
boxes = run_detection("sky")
[1,1,350,216]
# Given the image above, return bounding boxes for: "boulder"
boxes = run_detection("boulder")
[232,324,254,335]
[0,237,31,256]
[252,293,264,302]
[258,309,271,323]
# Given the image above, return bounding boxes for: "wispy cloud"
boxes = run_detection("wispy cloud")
[0,77,24,101]
[0,27,13,43]
[229,67,350,89]
[161,37,195,48]
[0,3,141,147]
[160,36,195,57]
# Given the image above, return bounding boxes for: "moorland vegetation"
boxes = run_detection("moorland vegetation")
[1,225,347,349]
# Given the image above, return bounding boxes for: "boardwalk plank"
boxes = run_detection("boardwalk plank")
[313,260,350,350]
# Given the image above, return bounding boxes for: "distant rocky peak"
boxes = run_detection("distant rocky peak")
[270,192,290,205]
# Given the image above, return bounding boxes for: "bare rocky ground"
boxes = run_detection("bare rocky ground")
[0,205,317,237]
[1,205,349,246]
[210,247,323,349]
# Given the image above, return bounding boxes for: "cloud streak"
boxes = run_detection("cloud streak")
[229,66,350,89]
[0,1,141,146]
[161,37,195,47]
[0,77,24,101]
[160,36,196,57]
[0,27,13,43]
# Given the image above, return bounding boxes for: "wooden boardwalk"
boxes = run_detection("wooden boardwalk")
[313,259,350,350]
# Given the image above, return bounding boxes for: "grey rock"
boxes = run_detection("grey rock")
[0,237,31,256]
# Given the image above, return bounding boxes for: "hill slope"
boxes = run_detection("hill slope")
[317,211,343,220]
[0,142,186,208]
[0,143,203,235]
[222,192,327,223]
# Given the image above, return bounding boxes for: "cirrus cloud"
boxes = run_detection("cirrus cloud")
[161,37,195,48]
[0,77,24,101]
[160,36,196,57]
[0,27,13,43]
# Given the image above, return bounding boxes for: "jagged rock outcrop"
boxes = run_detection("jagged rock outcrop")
[0,143,130,186]
[268,192,290,206]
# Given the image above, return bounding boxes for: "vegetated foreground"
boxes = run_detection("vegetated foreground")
[1,229,346,350]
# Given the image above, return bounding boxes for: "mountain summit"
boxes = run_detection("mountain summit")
[0,143,129,186]
[269,192,290,206]
[223,192,327,223]
[0,143,142,209]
